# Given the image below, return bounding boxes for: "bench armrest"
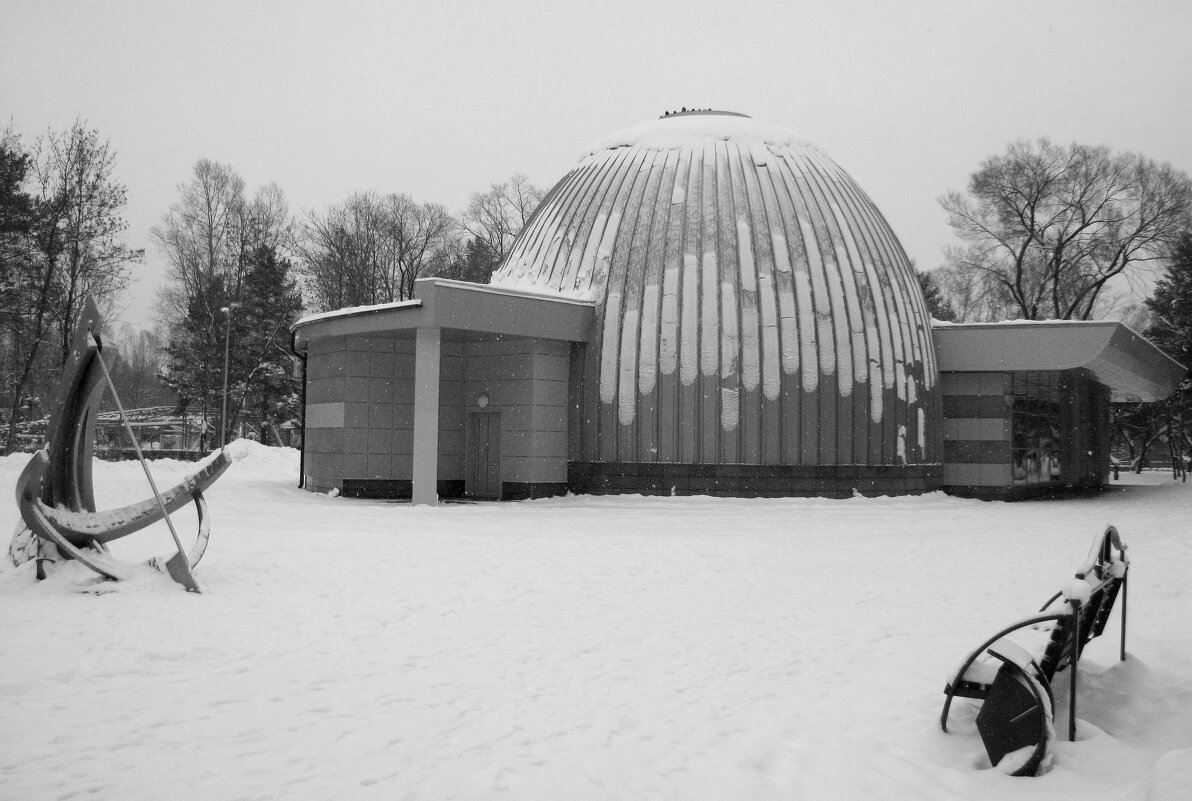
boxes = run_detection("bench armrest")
[941,611,1069,732]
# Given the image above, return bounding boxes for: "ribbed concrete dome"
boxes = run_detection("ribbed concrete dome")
[491,111,939,469]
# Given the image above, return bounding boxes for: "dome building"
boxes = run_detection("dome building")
[491,111,940,493]
[289,113,1183,503]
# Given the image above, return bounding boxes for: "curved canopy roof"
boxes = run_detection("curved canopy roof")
[932,321,1185,402]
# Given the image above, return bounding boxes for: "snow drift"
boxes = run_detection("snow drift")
[2,441,1190,800]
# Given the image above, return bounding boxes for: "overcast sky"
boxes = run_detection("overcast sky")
[3,0,1190,329]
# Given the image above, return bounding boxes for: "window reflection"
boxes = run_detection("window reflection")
[1010,372,1062,485]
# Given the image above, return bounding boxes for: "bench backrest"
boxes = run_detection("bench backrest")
[1036,527,1128,681]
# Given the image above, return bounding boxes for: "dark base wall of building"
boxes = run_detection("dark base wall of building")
[335,478,567,501]
[568,462,942,498]
[942,482,1106,502]
[318,464,942,500]
[326,467,939,498]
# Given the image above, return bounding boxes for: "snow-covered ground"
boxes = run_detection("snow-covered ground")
[2,442,1190,800]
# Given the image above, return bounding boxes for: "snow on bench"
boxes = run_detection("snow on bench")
[939,526,1129,776]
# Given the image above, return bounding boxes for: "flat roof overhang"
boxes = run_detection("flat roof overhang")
[291,278,595,351]
[932,321,1186,402]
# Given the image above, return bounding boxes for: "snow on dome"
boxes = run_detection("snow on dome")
[584,111,816,158]
[490,114,939,469]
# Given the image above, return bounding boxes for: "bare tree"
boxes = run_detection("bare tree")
[153,159,245,326]
[939,139,1192,321]
[33,124,141,363]
[107,324,175,409]
[381,194,456,301]
[1,122,140,453]
[153,160,290,325]
[930,261,1019,323]
[152,159,294,435]
[297,192,459,312]
[461,173,544,265]
[298,192,390,310]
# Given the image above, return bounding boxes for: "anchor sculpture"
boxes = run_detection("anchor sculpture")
[10,297,230,592]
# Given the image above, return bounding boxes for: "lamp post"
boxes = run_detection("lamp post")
[221,306,231,449]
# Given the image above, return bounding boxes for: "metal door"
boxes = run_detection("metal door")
[466,411,501,499]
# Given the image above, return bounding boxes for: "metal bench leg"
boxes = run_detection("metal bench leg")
[1068,599,1081,742]
[1120,571,1128,662]
[975,655,1053,776]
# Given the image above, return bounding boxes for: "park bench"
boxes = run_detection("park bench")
[939,525,1129,776]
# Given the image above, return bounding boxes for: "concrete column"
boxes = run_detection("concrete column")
[413,326,441,505]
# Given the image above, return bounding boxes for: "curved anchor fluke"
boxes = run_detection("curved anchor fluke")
[148,487,211,574]
[10,296,231,592]
[16,449,224,590]
[19,450,230,547]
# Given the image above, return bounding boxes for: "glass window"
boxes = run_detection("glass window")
[1009,372,1063,485]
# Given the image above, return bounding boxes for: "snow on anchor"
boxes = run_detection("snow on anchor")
[8,296,231,593]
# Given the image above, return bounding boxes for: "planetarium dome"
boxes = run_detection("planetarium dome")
[491,110,940,494]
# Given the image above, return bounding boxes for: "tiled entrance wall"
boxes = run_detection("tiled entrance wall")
[302,332,463,495]
[462,338,569,497]
[940,371,1013,489]
[302,333,569,499]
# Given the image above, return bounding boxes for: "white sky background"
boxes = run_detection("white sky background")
[2,0,1190,329]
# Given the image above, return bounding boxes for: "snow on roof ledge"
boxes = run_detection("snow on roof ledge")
[583,112,818,158]
[292,299,422,330]
[419,277,594,306]
[932,320,1186,402]
[291,280,595,334]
